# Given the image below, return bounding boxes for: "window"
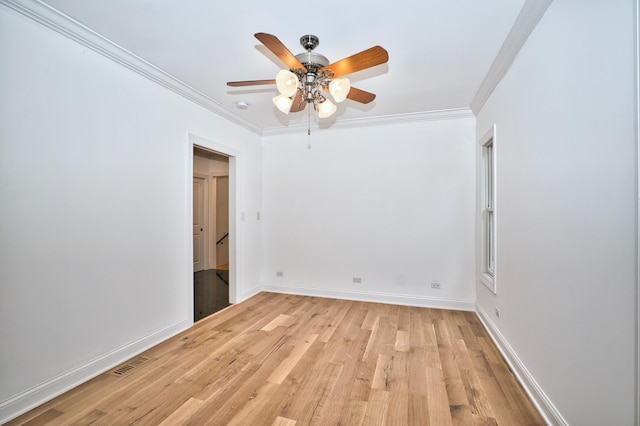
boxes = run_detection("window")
[480,126,496,292]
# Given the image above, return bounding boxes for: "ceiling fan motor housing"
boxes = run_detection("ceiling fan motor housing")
[295,35,329,74]
[295,51,329,70]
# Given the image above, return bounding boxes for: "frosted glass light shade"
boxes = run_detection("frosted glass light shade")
[317,99,337,118]
[272,94,293,114]
[329,78,351,103]
[275,70,299,97]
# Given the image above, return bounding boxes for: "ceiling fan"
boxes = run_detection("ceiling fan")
[227,33,389,121]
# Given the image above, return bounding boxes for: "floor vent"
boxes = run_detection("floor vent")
[112,356,150,376]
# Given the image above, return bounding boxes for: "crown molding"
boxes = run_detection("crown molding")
[4,0,551,137]
[1,0,263,136]
[470,0,553,115]
[262,108,475,137]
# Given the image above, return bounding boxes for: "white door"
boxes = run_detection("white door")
[193,176,206,272]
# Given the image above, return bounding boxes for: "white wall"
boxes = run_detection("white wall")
[475,0,637,424]
[3,0,636,424]
[261,118,476,309]
[0,5,261,422]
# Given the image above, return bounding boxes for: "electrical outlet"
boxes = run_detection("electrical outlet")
[431,281,441,289]
[276,271,283,277]
[495,307,500,318]
[352,277,362,284]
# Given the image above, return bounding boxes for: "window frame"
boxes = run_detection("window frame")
[480,125,497,293]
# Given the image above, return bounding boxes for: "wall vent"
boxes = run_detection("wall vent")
[112,356,150,376]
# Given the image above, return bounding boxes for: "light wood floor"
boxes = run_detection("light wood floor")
[9,292,545,425]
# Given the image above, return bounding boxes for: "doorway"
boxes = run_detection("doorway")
[193,147,230,321]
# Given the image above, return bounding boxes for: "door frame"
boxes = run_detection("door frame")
[187,133,240,325]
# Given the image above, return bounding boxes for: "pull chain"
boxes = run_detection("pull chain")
[307,103,311,136]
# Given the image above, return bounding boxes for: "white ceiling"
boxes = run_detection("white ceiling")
[38,0,528,132]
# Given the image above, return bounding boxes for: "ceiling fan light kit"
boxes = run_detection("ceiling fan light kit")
[228,33,389,127]
[275,69,299,98]
[272,93,293,114]
[317,99,337,118]
[329,78,351,103]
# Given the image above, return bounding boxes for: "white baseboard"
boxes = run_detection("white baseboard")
[0,318,190,424]
[261,284,476,311]
[475,304,567,426]
[236,285,266,304]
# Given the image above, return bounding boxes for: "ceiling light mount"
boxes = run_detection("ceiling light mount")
[300,34,319,51]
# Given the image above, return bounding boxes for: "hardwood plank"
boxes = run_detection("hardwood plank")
[349,360,376,401]
[318,299,353,343]
[372,353,392,390]
[261,314,296,331]
[192,349,292,424]
[425,365,454,426]
[361,303,379,330]
[267,334,318,384]
[67,408,108,425]
[439,341,468,409]
[394,329,410,352]
[407,346,428,394]
[409,308,426,348]
[409,394,430,426]
[361,315,381,361]
[226,382,280,425]
[305,362,344,425]
[341,400,367,426]
[272,416,297,426]
[310,307,373,424]
[273,303,366,422]
[274,357,342,423]
[386,351,409,425]
[157,397,204,425]
[20,408,63,426]
[424,322,442,369]
[362,389,389,425]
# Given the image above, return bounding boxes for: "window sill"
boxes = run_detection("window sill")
[480,272,496,294]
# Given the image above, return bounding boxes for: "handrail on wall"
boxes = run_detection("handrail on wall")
[216,232,229,245]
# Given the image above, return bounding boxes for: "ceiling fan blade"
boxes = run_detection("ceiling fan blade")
[320,46,389,78]
[255,32,307,71]
[346,87,376,104]
[227,79,276,87]
[289,90,306,113]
